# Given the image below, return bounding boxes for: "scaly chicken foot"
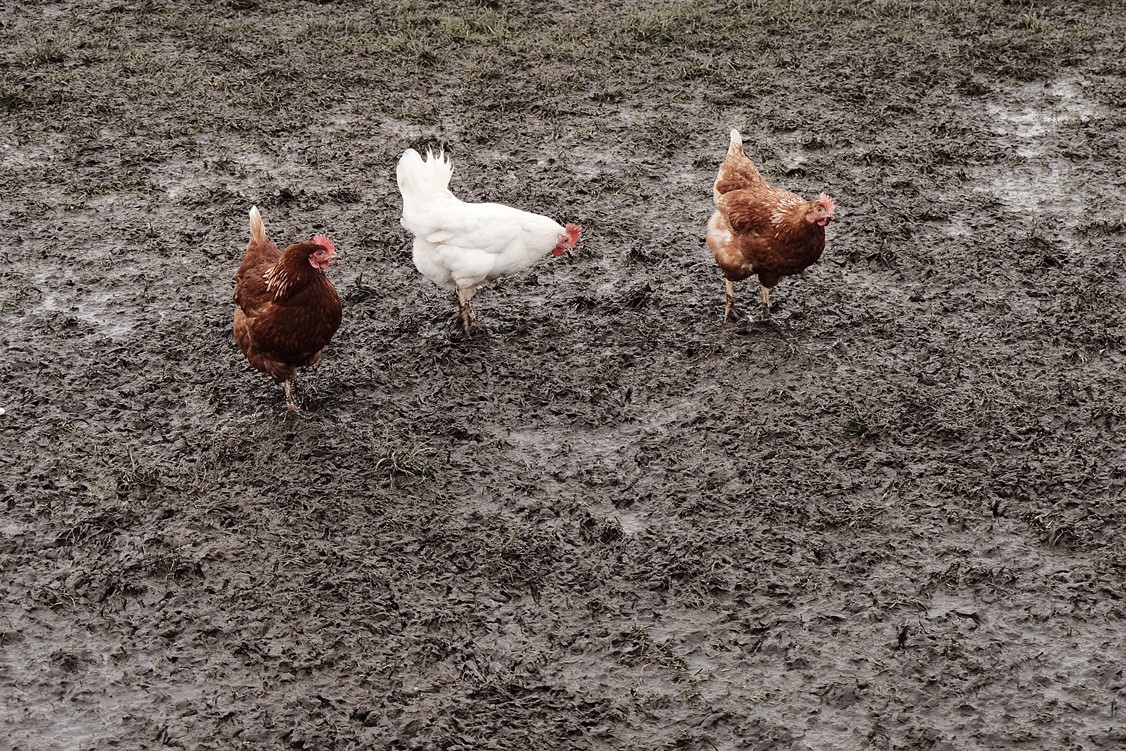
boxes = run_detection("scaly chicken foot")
[725,280,776,322]
[724,279,741,322]
[759,285,773,319]
[283,378,300,411]
[455,289,480,336]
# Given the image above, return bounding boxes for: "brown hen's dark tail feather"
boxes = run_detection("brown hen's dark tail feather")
[248,205,267,246]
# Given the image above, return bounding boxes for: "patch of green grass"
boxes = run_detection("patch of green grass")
[617,625,711,696]
[670,56,728,82]
[116,447,160,494]
[842,403,893,440]
[843,500,886,529]
[1023,510,1076,548]
[374,442,435,488]
[152,553,204,581]
[458,112,493,144]
[380,30,439,65]
[845,239,898,267]
[439,11,520,47]
[27,42,67,65]
[627,5,698,45]
[56,507,140,548]
[543,29,598,64]
[0,78,40,110]
[470,62,502,82]
[1017,11,1052,34]
[236,82,285,112]
[882,594,928,612]
[37,586,77,611]
[614,2,745,53]
[160,11,218,40]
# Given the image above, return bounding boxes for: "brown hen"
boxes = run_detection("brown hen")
[233,206,342,410]
[706,129,835,320]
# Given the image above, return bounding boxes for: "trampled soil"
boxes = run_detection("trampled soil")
[3,1,1125,749]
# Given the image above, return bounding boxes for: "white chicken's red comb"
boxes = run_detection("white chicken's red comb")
[313,234,335,253]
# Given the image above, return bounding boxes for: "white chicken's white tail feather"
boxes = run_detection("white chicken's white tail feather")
[396,148,455,215]
[248,205,267,245]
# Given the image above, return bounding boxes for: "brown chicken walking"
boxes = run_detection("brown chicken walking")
[233,206,342,410]
[706,129,836,320]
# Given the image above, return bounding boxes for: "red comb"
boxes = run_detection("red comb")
[819,193,836,213]
[313,234,335,252]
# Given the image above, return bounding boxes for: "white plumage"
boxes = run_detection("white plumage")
[396,148,581,334]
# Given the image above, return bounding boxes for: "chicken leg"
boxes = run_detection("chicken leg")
[283,378,299,411]
[456,289,479,335]
[724,279,740,322]
[725,279,775,322]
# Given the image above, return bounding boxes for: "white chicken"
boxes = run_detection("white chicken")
[396,148,582,335]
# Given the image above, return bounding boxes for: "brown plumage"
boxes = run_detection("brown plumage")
[706,129,836,320]
[233,206,342,411]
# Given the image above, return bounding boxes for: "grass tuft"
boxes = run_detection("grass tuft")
[116,447,160,494]
[624,4,725,47]
[374,442,435,488]
[616,625,711,696]
[0,78,40,110]
[28,43,67,65]
[1017,12,1052,34]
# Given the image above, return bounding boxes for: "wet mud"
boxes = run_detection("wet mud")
[3,1,1125,749]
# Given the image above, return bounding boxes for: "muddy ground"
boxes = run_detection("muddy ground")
[2,0,1125,748]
